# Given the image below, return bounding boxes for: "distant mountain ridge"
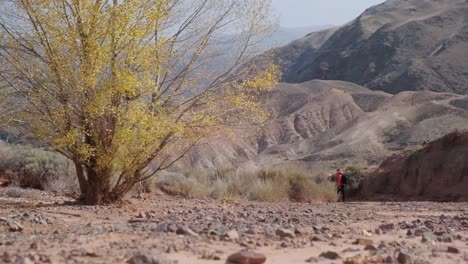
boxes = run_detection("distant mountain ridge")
[266,25,334,48]
[253,0,468,94]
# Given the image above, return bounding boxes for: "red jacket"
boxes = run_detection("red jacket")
[336,172,343,187]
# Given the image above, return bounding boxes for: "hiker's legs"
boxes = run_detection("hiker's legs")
[337,187,345,202]
[341,186,345,202]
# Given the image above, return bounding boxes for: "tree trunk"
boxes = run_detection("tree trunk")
[74,161,88,196]
[82,167,113,205]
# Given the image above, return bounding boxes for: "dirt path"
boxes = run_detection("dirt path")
[0,191,467,263]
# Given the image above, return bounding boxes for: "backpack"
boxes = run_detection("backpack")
[342,174,349,185]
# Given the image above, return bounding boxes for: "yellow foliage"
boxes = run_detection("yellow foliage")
[0,0,279,203]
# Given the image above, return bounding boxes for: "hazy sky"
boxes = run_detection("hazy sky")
[272,0,386,28]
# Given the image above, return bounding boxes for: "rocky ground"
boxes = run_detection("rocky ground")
[0,190,467,264]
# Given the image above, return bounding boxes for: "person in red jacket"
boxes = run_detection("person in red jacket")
[336,169,345,202]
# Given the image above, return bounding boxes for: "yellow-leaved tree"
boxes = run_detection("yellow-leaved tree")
[0,0,279,204]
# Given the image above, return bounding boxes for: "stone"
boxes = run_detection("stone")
[439,234,453,243]
[311,235,327,242]
[275,228,295,239]
[6,219,23,232]
[319,251,340,260]
[364,245,377,251]
[135,211,145,218]
[379,223,395,231]
[305,257,319,263]
[332,233,343,239]
[354,238,374,246]
[86,251,99,257]
[397,252,412,264]
[388,241,401,247]
[421,232,436,243]
[226,251,266,264]
[127,250,174,264]
[344,255,386,264]
[414,259,431,264]
[151,223,168,233]
[342,248,360,253]
[447,246,459,254]
[414,229,425,236]
[294,227,305,236]
[222,230,239,241]
[175,226,198,236]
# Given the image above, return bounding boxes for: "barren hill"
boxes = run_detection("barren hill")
[359,130,468,201]
[180,80,468,172]
[255,0,468,94]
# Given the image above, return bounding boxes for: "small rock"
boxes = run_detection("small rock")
[276,228,295,239]
[86,250,98,257]
[311,235,327,242]
[388,241,401,247]
[332,233,343,239]
[397,252,412,264]
[354,238,373,246]
[319,251,340,260]
[13,256,34,264]
[364,245,377,251]
[294,227,305,236]
[439,234,453,243]
[342,248,360,253]
[305,257,319,263]
[151,223,168,233]
[344,255,386,264]
[447,246,459,254]
[135,211,145,218]
[222,230,239,241]
[414,229,425,236]
[29,242,39,250]
[127,250,174,264]
[421,232,436,243]
[226,251,266,264]
[175,226,198,236]
[379,223,395,231]
[7,219,23,232]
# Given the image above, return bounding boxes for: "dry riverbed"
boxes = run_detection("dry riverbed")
[0,189,467,264]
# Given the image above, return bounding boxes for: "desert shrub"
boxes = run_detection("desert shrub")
[313,171,329,184]
[344,165,367,195]
[154,171,212,198]
[248,180,287,202]
[0,142,77,193]
[0,186,45,199]
[153,165,336,202]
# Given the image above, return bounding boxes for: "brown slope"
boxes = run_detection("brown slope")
[178,80,468,173]
[258,0,468,94]
[359,130,468,201]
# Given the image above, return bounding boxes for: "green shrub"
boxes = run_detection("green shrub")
[0,142,77,193]
[344,165,367,195]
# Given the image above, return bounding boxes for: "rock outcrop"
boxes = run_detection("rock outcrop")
[360,130,468,201]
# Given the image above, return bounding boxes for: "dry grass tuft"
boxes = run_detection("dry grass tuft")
[153,165,336,202]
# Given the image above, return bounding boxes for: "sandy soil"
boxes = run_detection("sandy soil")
[0,191,467,264]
